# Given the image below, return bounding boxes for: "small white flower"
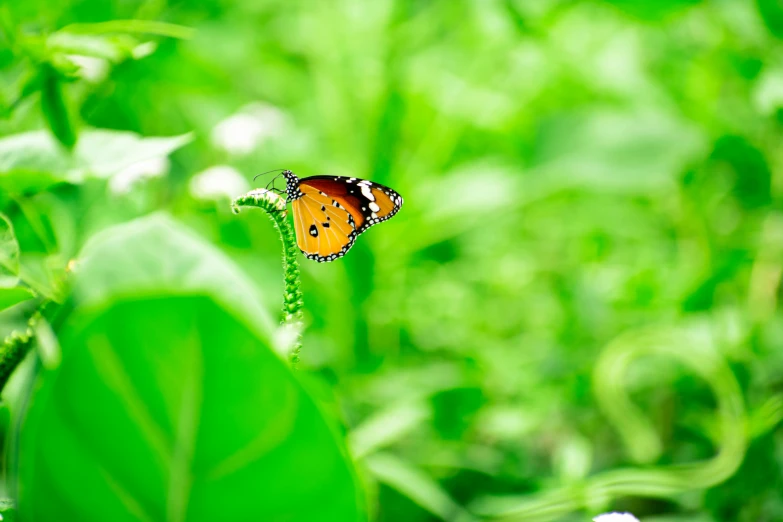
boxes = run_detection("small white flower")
[593,513,639,522]
[189,165,250,201]
[109,157,169,194]
[273,321,302,358]
[132,41,158,60]
[66,55,110,83]
[245,188,287,210]
[210,102,287,155]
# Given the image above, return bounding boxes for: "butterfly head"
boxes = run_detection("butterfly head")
[282,170,303,201]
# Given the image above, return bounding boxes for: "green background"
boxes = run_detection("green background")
[2,0,783,521]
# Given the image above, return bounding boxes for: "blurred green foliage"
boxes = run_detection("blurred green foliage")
[1,0,783,521]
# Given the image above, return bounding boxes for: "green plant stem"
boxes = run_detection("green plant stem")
[0,303,48,394]
[232,189,304,363]
[475,326,746,522]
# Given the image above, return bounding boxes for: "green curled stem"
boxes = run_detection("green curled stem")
[474,325,747,522]
[232,189,304,363]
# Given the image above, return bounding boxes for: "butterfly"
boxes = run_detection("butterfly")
[259,170,403,262]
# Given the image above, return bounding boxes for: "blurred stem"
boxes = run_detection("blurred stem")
[0,302,49,394]
[0,6,16,49]
[58,20,195,39]
[478,326,747,522]
[40,63,77,150]
[232,189,303,363]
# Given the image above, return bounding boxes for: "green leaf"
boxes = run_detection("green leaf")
[528,108,707,194]
[0,213,19,286]
[0,287,35,311]
[19,296,365,521]
[72,213,276,338]
[40,63,77,150]
[17,214,365,521]
[58,20,195,40]
[348,402,431,459]
[33,318,60,370]
[47,32,136,63]
[18,254,67,303]
[0,403,14,520]
[757,0,783,39]
[0,500,16,522]
[365,453,474,522]
[71,130,193,181]
[606,0,701,19]
[709,135,772,209]
[2,69,43,120]
[0,129,192,193]
[0,132,75,185]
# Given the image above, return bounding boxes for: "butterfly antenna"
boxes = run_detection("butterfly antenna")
[265,173,286,193]
[253,168,287,182]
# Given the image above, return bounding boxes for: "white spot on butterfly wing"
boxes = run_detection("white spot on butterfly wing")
[360,183,375,201]
[368,201,380,212]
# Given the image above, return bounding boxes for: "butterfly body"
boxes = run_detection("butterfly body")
[281,170,403,262]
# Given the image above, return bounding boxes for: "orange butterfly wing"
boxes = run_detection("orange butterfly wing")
[299,177,403,235]
[285,172,403,262]
[291,184,357,262]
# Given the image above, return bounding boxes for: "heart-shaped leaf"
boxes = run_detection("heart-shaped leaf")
[16,214,365,521]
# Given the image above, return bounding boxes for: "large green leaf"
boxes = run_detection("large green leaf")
[16,214,364,521]
[18,296,363,522]
[72,213,276,338]
[0,130,192,193]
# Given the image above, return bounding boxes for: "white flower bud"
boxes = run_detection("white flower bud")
[593,513,640,522]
